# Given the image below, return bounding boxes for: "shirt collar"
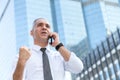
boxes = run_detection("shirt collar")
[32,44,51,52]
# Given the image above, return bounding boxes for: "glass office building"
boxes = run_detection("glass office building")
[14,0,53,51]
[1,0,120,60]
[51,0,87,46]
[0,0,120,79]
[13,1,120,80]
[82,0,107,49]
[50,0,90,57]
[14,0,90,56]
[14,0,120,58]
[76,28,120,80]
[81,0,120,49]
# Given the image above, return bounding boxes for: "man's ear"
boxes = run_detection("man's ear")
[30,30,33,36]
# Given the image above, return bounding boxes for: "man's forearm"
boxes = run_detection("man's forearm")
[58,46,71,61]
[13,60,25,80]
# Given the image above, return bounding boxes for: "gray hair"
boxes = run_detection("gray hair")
[32,18,46,30]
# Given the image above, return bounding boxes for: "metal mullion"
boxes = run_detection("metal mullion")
[93,50,101,80]
[110,33,120,80]
[97,46,106,80]
[101,42,111,79]
[89,53,95,79]
[107,37,117,80]
[85,57,91,80]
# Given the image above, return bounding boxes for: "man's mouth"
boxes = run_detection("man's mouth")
[41,32,47,35]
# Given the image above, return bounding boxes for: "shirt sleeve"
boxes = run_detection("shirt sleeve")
[64,52,84,74]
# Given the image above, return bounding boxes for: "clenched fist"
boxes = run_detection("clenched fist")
[18,46,31,64]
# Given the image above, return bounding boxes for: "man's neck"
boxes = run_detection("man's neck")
[34,40,48,48]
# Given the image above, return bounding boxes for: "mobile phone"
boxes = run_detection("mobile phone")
[49,36,53,45]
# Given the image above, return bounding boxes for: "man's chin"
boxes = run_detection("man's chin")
[41,37,48,41]
[41,35,48,38]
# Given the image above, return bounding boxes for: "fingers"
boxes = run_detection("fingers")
[19,46,31,63]
[49,32,60,47]
[20,46,29,51]
[20,46,31,53]
[49,32,58,39]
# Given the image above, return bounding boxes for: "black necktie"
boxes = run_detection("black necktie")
[40,48,53,80]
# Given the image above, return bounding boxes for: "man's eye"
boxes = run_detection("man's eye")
[37,23,43,27]
[46,24,50,28]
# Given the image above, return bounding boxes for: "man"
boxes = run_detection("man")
[12,18,83,80]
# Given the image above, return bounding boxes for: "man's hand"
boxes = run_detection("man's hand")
[18,46,31,64]
[49,32,60,47]
[13,46,31,80]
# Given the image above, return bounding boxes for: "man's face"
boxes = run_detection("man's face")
[31,19,51,41]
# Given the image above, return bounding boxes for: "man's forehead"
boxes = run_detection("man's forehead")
[35,18,49,24]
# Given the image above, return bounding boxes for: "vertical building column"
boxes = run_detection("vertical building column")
[50,0,65,44]
[81,0,106,49]
[14,0,29,52]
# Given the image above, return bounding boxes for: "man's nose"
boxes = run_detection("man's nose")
[42,24,47,29]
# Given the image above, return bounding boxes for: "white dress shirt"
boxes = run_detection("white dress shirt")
[11,45,83,80]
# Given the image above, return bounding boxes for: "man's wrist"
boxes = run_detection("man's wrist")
[18,59,26,66]
[55,43,64,51]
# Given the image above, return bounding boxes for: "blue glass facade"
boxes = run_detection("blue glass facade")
[14,0,29,51]
[25,0,53,46]
[14,0,53,51]
[60,0,87,46]
[50,0,90,57]
[82,0,106,49]
[81,0,120,49]
[13,0,120,56]
[100,0,120,33]
[1,0,120,79]
[50,0,65,44]
[14,0,90,56]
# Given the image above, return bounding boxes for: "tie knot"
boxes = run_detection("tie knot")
[40,48,46,53]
